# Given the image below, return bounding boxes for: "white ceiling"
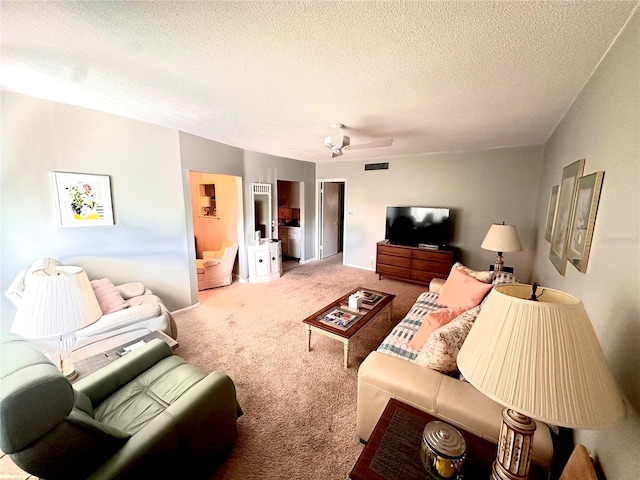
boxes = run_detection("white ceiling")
[1,1,637,163]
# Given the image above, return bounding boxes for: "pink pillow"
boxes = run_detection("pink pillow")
[410,307,466,351]
[438,268,493,309]
[90,278,128,314]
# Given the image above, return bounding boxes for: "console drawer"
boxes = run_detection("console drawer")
[378,244,411,257]
[378,254,411,268]
[377,264,410,278]
[412,249,452,263]
[411,259,451,275]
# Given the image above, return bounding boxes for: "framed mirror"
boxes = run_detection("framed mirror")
[252,183,272,242]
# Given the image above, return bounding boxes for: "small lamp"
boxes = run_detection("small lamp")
[481,222,522,272]
[457,284,626,480]
[200,195,212,216]
[10,265,102,381]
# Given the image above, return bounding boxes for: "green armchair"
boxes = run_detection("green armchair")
[0,333,242,479]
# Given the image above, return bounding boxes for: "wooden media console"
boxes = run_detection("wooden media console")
[376,240,455,287]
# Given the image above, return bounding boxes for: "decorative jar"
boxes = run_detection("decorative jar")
[421,421,466,479]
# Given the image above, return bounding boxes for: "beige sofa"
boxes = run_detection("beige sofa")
[356,271,554,472]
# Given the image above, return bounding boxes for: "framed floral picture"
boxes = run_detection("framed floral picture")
[544,184,559,242]
[566,172,604,273]
[52,172,114,227]
[549,159,585,275]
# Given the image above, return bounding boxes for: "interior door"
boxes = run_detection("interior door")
[321,182,341,259]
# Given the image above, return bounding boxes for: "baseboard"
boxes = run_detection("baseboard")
[171,302,201,315]
[343,262,375,272]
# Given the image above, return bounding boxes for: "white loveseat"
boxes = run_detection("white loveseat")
[356,266,554,472]
[5,258,177,362]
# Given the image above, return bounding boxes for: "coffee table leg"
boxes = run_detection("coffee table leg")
[387,301,393,321]
[305,325,311,352]
[343,341,349,369]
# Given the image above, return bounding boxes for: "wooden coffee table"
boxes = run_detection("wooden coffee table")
[350,398,546,480]
[303,287,394,368]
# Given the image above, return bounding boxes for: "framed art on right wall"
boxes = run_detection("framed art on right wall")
[566,171,604,273]
[549,159,585,275]
[544,185,559,242]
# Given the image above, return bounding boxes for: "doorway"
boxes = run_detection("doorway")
[277,180,303,263]
[319,181,345,260]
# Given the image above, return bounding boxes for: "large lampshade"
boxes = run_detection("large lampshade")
[11,266,102,339]
[11,265,101,380]
[458,284,625,480]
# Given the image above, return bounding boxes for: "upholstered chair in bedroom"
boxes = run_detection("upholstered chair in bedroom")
[0,333,242,480]
[196,242,238,290]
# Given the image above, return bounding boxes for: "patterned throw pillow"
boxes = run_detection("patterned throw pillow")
[451,262,493,283]
[414,306,481,374]
[492,271,520,286]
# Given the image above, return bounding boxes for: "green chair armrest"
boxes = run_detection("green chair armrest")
[74,339,172,406]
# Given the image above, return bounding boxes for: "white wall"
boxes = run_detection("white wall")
[530,10,639,479]
[0,92,193,328]
[317,145,543,280]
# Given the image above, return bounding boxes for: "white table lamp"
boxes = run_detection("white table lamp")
[11,265,102,380]
[457,284,626,480]
[481,222,522,272]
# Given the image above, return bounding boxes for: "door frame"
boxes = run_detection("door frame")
[316,178,347,262]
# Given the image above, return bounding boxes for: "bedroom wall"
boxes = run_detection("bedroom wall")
[530,10,639,479]
[316,145,544,281]
[0,92,192,328]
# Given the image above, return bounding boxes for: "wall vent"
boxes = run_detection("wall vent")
[364,162,389,171]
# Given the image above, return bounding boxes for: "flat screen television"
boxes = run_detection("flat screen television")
[385,206,450,248]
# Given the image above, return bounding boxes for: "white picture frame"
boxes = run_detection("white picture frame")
[52,172,114,227]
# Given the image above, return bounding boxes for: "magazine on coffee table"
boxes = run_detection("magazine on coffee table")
[319,307,362,330]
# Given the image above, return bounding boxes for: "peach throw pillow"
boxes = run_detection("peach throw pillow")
[438,268,493,310]
[410,307,466,351]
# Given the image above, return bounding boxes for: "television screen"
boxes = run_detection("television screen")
[385,206,450,247]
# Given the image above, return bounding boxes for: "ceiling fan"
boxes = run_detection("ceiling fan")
[323,124,393,158]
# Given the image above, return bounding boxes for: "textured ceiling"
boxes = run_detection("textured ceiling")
[1,1,637,163]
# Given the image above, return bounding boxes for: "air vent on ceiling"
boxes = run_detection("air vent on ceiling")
[364,162,389,171]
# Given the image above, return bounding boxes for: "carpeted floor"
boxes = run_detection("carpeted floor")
[173,254,428,479]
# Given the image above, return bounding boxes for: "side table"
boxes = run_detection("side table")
[349,398,546,480]
[73,330,178,382]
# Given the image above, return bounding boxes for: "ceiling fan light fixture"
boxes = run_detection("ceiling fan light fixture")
[331,147,343,158]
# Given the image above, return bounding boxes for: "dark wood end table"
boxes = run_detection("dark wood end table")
[350,398,546,480]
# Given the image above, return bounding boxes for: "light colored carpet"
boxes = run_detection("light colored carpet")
[174,254,428,479]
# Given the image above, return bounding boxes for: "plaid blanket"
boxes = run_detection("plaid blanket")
[377,291,445,361]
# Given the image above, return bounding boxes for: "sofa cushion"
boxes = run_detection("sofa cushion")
[91,278,128,314]
[414,306,481,373]
[438,268,493,309]
[409,307,467,351]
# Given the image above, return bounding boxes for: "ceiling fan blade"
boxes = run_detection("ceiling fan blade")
[346,138,393,150]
